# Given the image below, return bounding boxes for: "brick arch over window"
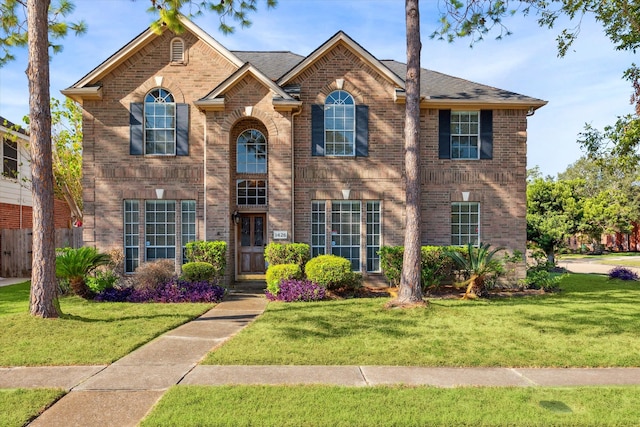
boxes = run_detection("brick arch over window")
[220,107,280,144]
[130,76,186,103]
[315,80,367,105]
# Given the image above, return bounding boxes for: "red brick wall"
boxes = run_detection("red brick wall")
[0,199,71,229]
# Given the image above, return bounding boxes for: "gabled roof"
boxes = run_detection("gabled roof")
[277,31,406,90]
[0,116,29,139]
[62,15,244,102]
[194,63,301,111]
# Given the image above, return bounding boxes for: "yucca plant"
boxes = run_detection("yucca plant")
[446,242,504,299]
[56,247,112,299]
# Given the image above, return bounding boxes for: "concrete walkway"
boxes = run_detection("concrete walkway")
[2,264,640,425]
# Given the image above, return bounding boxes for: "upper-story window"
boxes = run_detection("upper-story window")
[170,38,185,63]
[144,88,176,155]
[439,109,493,160]
[451,111,479,159]
[2,138,18,179]
[324,90,355,156]
[237,129,267,174]
[236,129,268,206]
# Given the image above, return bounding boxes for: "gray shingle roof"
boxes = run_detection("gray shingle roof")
[231,51,543,104]
[382,60,543,103]
[232,51,304,81]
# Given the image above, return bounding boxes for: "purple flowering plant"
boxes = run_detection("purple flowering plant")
[265,279,326,302]
[608,266,639,281]
[95,279,225,303]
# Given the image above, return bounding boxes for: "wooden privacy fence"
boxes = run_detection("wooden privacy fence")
[0,228,83,278]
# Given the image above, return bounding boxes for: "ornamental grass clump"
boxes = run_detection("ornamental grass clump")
[608,266,639,281]
[265,279,326,302]
[95,279,225,303]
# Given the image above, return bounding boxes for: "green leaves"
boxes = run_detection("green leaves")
[0,0,86,67]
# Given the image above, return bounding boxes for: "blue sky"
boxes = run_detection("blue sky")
[0,0,636,177]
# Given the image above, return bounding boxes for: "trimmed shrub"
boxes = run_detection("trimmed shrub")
[184,241,227,280]
[182,262,216,282]
[608,266,639,281]
[266,263,302,295]
[264,243,311,270]
[134,259,176,291]
[305,254,359,291]
[95,279,225,303]
[378,246,404,287]
[522,269,562,292]
[265,279,326,302]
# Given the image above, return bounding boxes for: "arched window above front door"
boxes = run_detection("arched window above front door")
[237,129,267,174]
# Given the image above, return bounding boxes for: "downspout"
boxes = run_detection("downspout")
[291,107,302,242]
[203,112,208,241]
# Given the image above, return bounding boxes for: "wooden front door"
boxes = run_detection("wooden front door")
[238,213,266,274]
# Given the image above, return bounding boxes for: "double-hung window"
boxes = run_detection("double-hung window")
[451,111,479,159]
[451,202,480,246]
[324,90,355,156]
[144,88,176,155]
[439,109,493,159]
[2,138,18,179]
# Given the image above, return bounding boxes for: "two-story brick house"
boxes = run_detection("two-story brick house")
[62,16,545,284]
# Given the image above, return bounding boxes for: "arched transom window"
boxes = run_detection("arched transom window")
[237,129,267,173]
[144,88,176,155]
[324,90,355,156]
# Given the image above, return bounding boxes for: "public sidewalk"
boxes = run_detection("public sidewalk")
[2,266,640,426]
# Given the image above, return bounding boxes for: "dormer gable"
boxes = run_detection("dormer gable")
[194,63,301,112]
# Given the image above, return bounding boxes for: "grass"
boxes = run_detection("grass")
[203,274,640,367]
[141,385,640,426]
[558,252,640,260]
[0,282,214,366]
[599,259,640,268]
[0,388,65,427]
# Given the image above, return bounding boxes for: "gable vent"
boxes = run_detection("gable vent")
[171,38,185,63]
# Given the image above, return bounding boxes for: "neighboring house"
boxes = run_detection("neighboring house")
[1,117,72,276]
[0,117,32,229]
[62,16,546,284]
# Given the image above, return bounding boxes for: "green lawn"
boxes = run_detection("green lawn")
[204,274,640,367]
[0,282,214,366]
[599,259,640,268]
[0,389,65,427]
[141,385,640,427]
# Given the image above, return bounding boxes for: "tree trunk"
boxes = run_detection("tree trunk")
[27,0,60,318]
[390,0,425,308]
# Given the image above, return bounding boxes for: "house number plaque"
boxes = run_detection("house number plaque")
[273,230,288,240]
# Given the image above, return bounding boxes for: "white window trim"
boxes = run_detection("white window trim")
[451,202,480,246]
[450,110,480,160]
[324,90,356,157]
[144,88,177,156]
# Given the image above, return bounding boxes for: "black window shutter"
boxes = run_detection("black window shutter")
[311,104,325,156]
[176,103,189,156]
[355,105,369,157]
[438,109,451,159]
[130,103,143,155]
[480,109,493,159]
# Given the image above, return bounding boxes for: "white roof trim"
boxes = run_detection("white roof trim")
[278,31,405,89]
[68,15,243,90]
[0,124,29,142]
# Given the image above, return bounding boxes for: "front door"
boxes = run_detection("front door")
[238,213,266,274]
